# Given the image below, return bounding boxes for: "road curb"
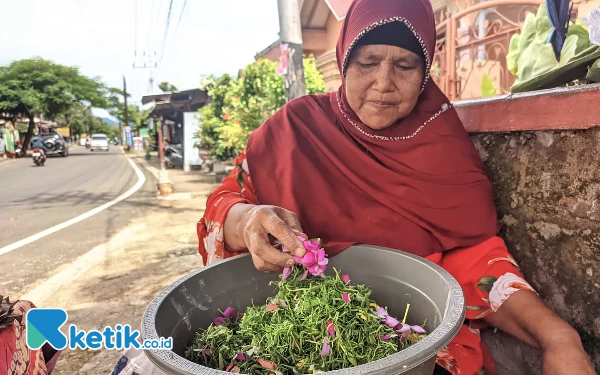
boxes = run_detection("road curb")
[130,156,160,181]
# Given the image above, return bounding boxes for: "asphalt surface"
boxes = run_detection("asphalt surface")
[0,146,157,296]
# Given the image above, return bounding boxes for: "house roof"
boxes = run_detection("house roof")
[141,89,209,118]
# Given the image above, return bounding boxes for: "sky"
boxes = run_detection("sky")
[0,0,281,117]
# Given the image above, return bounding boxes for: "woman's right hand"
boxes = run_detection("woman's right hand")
[225,204,307,273]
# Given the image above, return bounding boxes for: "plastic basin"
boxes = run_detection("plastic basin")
[141,244,465,375]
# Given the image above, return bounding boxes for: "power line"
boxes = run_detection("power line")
[156,0,175,69]
[155,0,190,84]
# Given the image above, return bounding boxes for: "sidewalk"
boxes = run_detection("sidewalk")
[129,151,230,197]
[18,175,220,374]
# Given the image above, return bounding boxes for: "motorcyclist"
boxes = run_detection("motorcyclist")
[30,137,45,151]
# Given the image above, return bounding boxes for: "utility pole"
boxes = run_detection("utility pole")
[277,0,306,101]
[122,76,128,148]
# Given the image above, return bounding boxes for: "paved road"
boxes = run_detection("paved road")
[0,146,157,296]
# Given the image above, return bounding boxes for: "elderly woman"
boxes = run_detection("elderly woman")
[197,0,595,374]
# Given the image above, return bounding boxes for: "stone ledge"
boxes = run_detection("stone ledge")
[455,83,600,133]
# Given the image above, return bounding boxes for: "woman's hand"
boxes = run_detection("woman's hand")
[542,337,597,375]
[484,290,596,375]
[223,203,307,273]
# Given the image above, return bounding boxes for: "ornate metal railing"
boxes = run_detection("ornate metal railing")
[432,0,545,100]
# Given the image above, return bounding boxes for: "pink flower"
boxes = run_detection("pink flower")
[282,266,292,281]
[381,335,391,341]
[342,293,350,303]
[235,353,246,361]
[226,362,234,372]
[341,274,350,284]
[299,270,309,280]
[213,317,226,326]
[290,237,329,277]
[321,337,331,357]
[326,320,335,338]
[266,304,278,311]
[203,348,212,356]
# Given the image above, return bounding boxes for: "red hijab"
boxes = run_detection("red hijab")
[246,0,498,258]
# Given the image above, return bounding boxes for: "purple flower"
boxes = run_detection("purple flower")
[411,325,427,334]
[235,353,246,361]
[321,337,331,357]
[222,307,236,319]
[213,317,226,326]
[291,237,329,277]
[396,324,412,338]
[381,335,391,341]
[374,307,388,319]
[383,315,401,328]
[203,348,212,356]
[342,293,350,303]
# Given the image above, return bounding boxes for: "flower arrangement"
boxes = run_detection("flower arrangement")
[185,238,427,374]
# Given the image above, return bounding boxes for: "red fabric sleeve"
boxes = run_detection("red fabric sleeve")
[197,150,258,266]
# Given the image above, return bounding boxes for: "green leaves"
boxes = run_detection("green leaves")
[477,276,498,293]
[507,5,600,93]
[197,55,326,162]
[481,74,497,97]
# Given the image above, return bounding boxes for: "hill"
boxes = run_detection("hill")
[97,117,119,126]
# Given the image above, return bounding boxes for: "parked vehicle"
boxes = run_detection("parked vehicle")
[32,147,46,166]
[164,145,183,169]
[31,132,69,157]
[90,134,109,152]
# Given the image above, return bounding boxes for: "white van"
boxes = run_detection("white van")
[90,134,109,152]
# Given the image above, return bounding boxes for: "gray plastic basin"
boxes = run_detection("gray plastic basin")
[141,244,465,375]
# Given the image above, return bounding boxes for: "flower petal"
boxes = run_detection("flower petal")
[381,335,391,341]
[293,255,304,263]
[299,270,309,280]
[231,366,240,373]
[266,304,278,311]
[375,307,388,319]
[257,358,277,370]
[226,362,234,372]
[326,320,335,338]
[302,251,316,266]
[411,325,427,334]
[321,337,331,357]
[307,263,321,275]
[222,307,236,318]
[383,315,401,328]
[341,274,350,284]
[396,324,411,333]
[342,293,350,303]
[203,348,212,355]
[213,317,226,326]
[282,266,292,281]
[235,353,246,361]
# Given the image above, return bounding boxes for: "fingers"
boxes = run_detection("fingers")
[250,253,282,273]
[263,212,306,257]
[246,229,295,269]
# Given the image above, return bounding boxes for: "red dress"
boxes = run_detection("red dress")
[197,151,536,375]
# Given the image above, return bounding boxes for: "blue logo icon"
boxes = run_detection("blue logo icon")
[26,308,172,350]
[26,308,69,350]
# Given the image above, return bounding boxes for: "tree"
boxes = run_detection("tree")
[159,81,178,93]
[0,58,109,151]
[198,55,325,161]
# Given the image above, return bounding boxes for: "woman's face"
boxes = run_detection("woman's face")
[345,44,425,130]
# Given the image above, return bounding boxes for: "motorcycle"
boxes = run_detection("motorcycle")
[164,145,184,169]
[32,148,46,166]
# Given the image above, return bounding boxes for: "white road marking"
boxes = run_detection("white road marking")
[0,157,146,256]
